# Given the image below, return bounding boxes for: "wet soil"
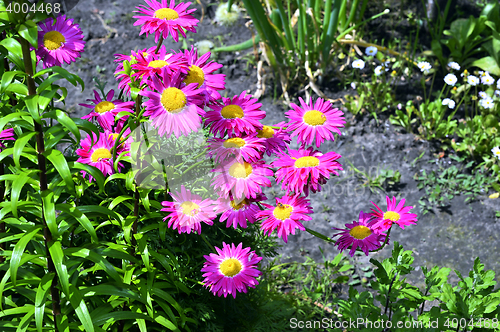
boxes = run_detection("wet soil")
[57,0,500,294]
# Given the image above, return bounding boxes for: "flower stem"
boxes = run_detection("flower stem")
[19,36,61,329]
[155,36,164,54]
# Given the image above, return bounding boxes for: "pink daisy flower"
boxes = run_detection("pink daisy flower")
[76,131,127,182]
[257,195,313,243]
[132,46,188,86]
[332,211,388,257]
[256,122,291,156]
[80,90,135,131]
[286,97,345,147]
[0,128,15,150]
[161,185,216,234]
[201,242,262,298]
[105,127,132,152]
[183,46,226,103]
[140,69,204,138]
[207,135,266,163]
[273,147,343,196]
[114,46,157,96]
[133,0,199,43]
[369,196,418,233]
[35,15,85,69]
[211,159,273,200]
[215,194,267,229]
[206,92,265,137]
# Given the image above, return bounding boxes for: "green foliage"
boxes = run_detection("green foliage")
[414,160,493,214]
[453,115,500,161]
[335,242,500,331]
[344,159,401,194]
[345,74,396,122]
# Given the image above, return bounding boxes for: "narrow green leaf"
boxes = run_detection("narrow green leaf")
[10,225,43,287]
[0,71,26,94]
[70,162,105,193]
[64,247,121,283]
[56,204,98,243]
[35,273,54,332]
[11,172,32,218]
[69,285,95,332]
[41,190,58,238]
[13,131,36,168]
[5,83,28,96]
[48,241,70,296]
[44,148,75,194]
[19,21,39,49]
[24,95,41,124]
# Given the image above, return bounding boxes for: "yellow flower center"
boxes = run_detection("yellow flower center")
[228,162,252,178]
[257,126,275,138]
[294,156,319,168]
[221,105,244,119]
[148,60,169,68]
[273,203,293,220]
[180,201,200,216]
[223,137,246,149]
[349,225,372,240]
[95,101,115,114]
[109,133,119,141]
[219,258,242,277]
[43,30,65,50]
[496,151,500,155]
[161,87,187,113]
[183,65,205,88]
[383,211,400,221]
[91,148,112,162]
[303,110,326,126]
[154,8,179,20]
[230,198,247,210]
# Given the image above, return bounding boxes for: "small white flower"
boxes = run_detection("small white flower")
[352,59,365,69]
[448,61,460,70]
[374,65,383,76]
[447,100,456,109]
[495,90,500,97]
[194,40,214,55]
[351,82,356,89]
[479,91,488,99]
[365,46,378,56]
[496,78,500,89]
[397,103,402,110]
[468,75,479,86]
[381,60,391,69]
[417,61,432,73]
[481,74,495,85]
[214,3,241,26]
[442,98,451,106]
[492,147,500,160]
[479,97,495,109]
[444,73,457,86]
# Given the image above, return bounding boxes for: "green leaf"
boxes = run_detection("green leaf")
[10,225,43,287]
[471,56,500,76]
[41,190,58,238]
[69,285,95,332]
[91,311,152,326]
[305,227,335,243]
[24,95,41,124]
[5,83,28,96]
[56,204,98,243]
[11,172,32,218]
[0,38,24,70]
[44,110,80,142]
[64,247,121,283]
[35,272,54,332]
[33,66,84,90]
[48,241,70,296]
[19,21,38,49]
[45,148,75,194]
[0,70,26,94]
[15,305,35,332]
[72,119,101,144]
[108,195,134,210]
[70,162,105,194]
[13,131,36,168]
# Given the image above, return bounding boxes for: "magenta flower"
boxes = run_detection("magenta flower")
[207,135,266,164]
[286,97,345,147]
[256,122,291,156]
[133,0,199,43]
[182,46,226,104]
[211,159,273,200]
[215,194,267,229]
[257,195,313,243]
[0,128,15,150]
[140,69,205,138]
[273,147,343,196]
[132,46,188,86]
[369,196,418,233]
[201,242,262,298]
[35,15,85,68]
[80,90,135,131]
[206,91,265,137]
[161,185,216,234]
[76,131,127,182]
[114,46,157,96]
[332,211,388,257]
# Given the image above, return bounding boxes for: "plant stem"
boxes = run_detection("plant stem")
[19,36,61,329]
[383,273,398,317]
[154,36,164,54]
[131,95,143,250]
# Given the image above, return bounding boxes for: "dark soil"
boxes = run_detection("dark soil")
[57,0,500,295]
